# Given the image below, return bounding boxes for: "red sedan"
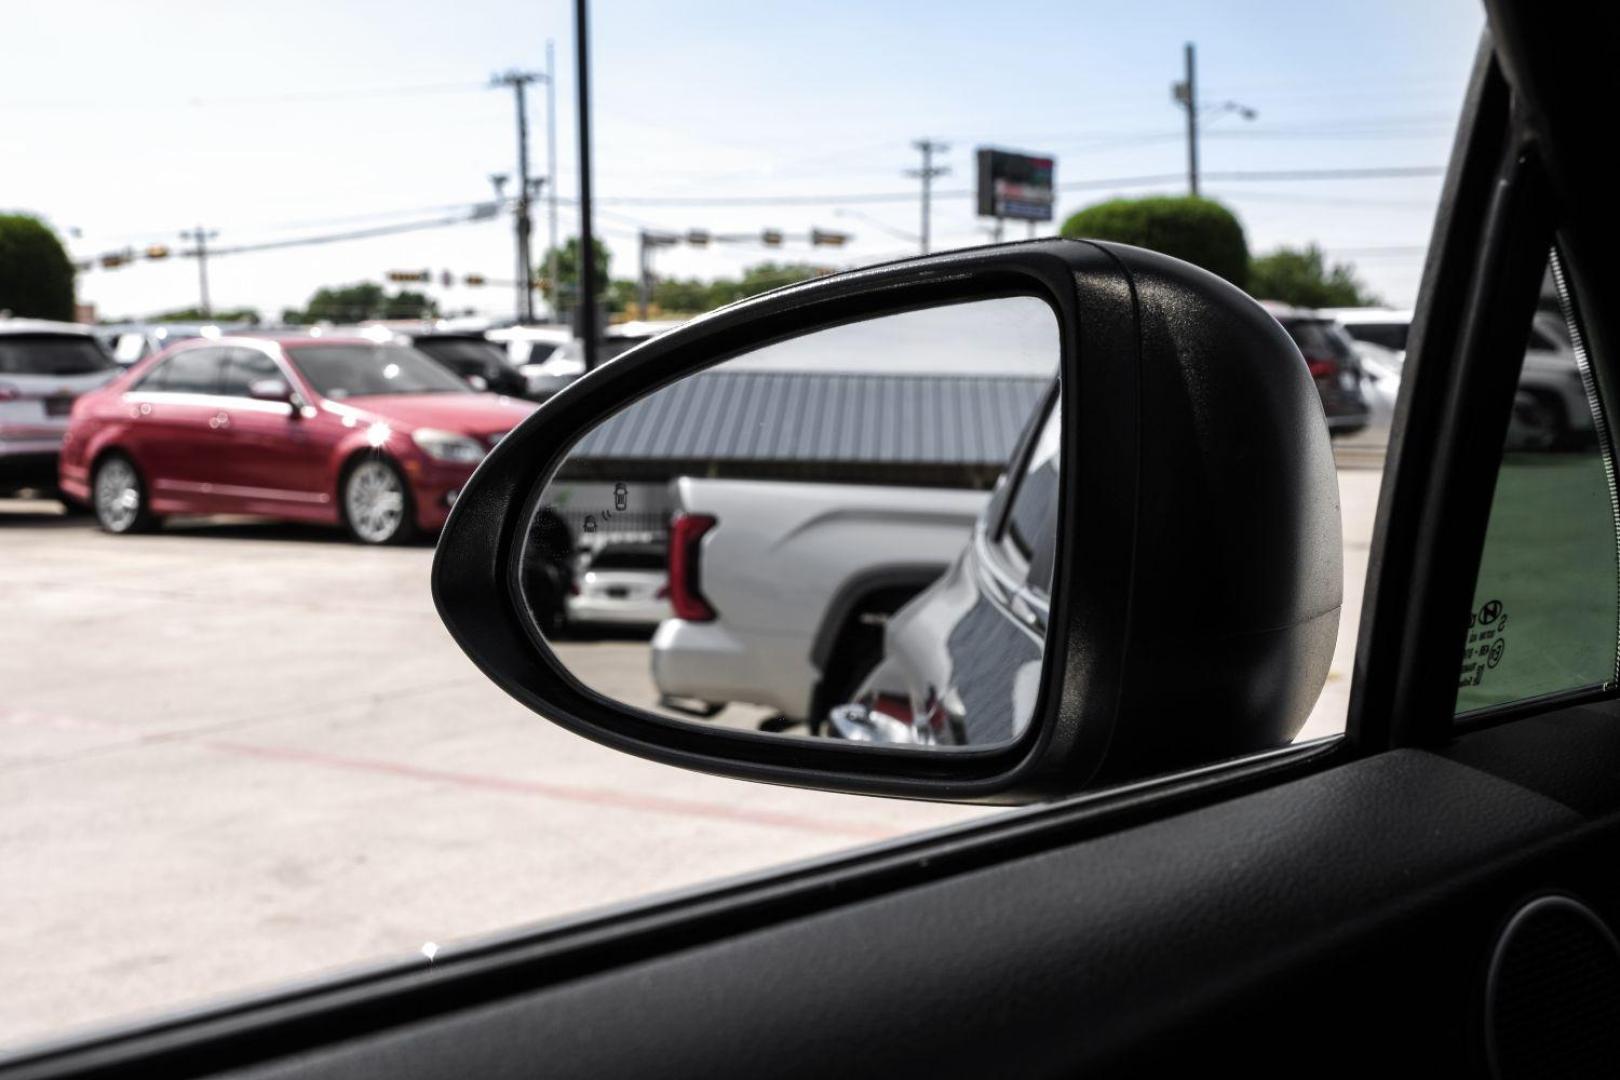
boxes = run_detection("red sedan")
[58,335,536,544]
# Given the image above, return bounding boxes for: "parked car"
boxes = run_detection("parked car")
[498,322,688,401]
[486,325,577,399]
[0,319,118,502]
[565,541,671,630]
[1258,302,1372,435]
[93,323,238,367]
[828,389,1057,745]
[1325,305,1594,447]
[345,324,527,398]
[57,335,534,543]
[651,477,990,726]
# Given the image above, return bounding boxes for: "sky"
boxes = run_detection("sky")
[3,0,1483,324]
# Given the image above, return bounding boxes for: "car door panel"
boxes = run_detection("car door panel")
[9,736,1571,1080]
[213,351,335,522]
[122,349,230,512]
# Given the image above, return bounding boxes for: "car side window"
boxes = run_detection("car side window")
[1456,250,1620,715]
[139,347,225,395]
[218,349,282,398]
[998,397,1062,596]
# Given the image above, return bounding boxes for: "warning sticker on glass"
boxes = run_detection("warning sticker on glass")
[1457,599,1508,689]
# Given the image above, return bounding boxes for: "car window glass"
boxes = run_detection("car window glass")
[136,348,223,393]
[168,348,225,394]
[1000,398,1062,594]
[0,335,113,376]
[285,343,469,398]
[218,349,281,397]
[0,0,1488,1050]
[1456,250,1620,715]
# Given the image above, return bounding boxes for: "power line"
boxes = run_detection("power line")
[0,81,487,111]
[587,164,1445,208]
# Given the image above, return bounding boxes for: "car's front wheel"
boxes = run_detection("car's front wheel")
[91,453,159,535]
[342,457,416,545]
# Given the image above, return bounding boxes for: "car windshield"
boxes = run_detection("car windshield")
[413,337,507,377]
[284,343,471,398]
[1285,319,1357,361]
[0,334,113,375]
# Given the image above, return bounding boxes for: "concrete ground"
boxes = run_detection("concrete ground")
[0,453,1381,1050]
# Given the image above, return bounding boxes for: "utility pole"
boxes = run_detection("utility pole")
[491,68,546,322]
[179,225,218,317]
[905,139,950,254]
[545,39,560,324]
[574,0,599,370]
[1173,43,1257,199]
[1174,43,1198,196]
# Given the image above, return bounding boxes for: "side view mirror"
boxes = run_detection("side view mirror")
[248,377,294,404]
[432,239,1342,803]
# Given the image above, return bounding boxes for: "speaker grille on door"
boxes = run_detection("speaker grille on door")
[1486,894,1620,1080]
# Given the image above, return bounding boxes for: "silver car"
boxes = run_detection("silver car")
[566,542,671,629]
[0,319,117,500]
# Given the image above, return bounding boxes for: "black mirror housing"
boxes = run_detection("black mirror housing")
[432,239,1340,803]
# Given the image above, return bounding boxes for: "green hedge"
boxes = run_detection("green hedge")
[0,214,76,322]
[1060,196,1249,288]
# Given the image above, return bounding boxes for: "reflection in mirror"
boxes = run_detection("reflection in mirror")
[520,297,1060,751]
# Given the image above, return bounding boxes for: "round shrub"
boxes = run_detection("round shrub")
[1060,196,1249,288]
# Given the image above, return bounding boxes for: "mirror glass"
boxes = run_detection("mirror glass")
[519,297,1060,751]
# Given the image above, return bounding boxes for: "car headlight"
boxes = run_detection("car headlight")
[412,428,486,464]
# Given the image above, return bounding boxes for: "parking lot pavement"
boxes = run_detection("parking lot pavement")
[0,462,1379,1047]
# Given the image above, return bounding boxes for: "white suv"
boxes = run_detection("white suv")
[0,319,118,501]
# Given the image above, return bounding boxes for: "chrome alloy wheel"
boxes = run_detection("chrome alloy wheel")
[93,457,142,533]
[344,459,408,543]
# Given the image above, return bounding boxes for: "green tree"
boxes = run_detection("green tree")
[539,237,610,310]
[605,279,639,315]
[0,213,76,321]
[1248,244,1380,308]
[382,289,437,320]
[150,306,262,324]
[651,276,714,313]
[1060,196,1249,287]
[283,282,438,324]
[732,262,823,301]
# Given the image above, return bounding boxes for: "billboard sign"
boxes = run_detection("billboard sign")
[976,148,1056,222]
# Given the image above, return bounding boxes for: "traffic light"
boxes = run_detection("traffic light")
[144,244,170,260]
[463,274,487,287]
[387,269,431,283]
[810,228,849,247]
[761,229,783,247]
[440,270,454,288]
[686,229,710,247]
[100,251,129,269]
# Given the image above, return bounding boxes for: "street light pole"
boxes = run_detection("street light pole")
[545,39,561,324]
[1172,43,1257,199]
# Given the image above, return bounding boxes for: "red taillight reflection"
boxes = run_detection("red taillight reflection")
[667,513,717,621]
[1304,355,1336,379]
[0,382,20,402]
